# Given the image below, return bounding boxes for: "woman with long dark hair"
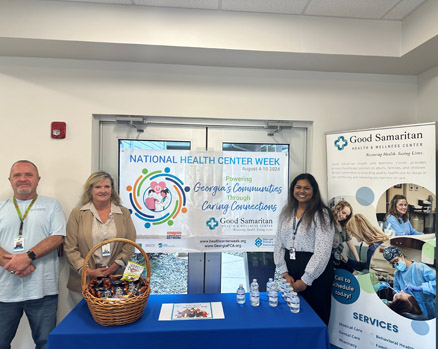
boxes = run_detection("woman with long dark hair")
[274,173,335,325]
[384,194,423,236]
[388,291,423,318]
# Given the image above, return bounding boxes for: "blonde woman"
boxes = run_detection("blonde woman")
[65,171,136,303]
[331,201,360,269]
[342,214,388,272]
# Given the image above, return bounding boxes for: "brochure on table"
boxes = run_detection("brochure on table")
[326,123,436,349]
[159,302,225,321]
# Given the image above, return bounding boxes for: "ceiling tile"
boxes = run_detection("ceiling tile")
[305,0,400,19]
[221,0,309,15]
[134,0,219,10]
[36,0,430,21]
[383,0,427,20]
[56,0,133,4]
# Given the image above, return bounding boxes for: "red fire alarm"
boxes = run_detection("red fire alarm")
[51,121,66,139]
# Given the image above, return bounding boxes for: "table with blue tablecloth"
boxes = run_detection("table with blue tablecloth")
[48,292,329,349]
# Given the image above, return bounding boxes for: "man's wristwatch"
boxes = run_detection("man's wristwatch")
[27,250,36,261]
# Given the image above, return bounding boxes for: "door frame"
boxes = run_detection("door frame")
[91,114,312,293]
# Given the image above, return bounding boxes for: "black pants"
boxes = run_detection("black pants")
[284,250,334,325]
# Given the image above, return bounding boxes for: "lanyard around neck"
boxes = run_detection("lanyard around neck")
[293,215,303,236]
[13,194,38,236]
[290,214,303,250]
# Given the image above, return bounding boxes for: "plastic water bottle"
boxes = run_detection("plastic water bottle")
[268,284,278,307]
[250,279,260,307]
[281,279,288,299]
[266,277,274,293]
[285,285,293,306]
[236,284,246,305]
[282,280,291,300]
[289,291,300,313]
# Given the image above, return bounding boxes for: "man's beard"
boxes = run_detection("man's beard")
[17,186,32,194]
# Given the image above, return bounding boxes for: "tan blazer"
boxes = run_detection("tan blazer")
[64,205,136,292]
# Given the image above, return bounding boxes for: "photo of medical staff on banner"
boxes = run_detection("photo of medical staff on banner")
[326,123,436,349]
[119,149,288,252]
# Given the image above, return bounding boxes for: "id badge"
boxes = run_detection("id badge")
[102,243,111,257]
[14,237,24,252]
[289,247,296,260]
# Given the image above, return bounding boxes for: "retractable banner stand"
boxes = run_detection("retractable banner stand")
[326,123,436,349]
[119,149,288,252]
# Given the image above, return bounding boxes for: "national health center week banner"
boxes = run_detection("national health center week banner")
[326,123,436,349]
[119,149,288,252]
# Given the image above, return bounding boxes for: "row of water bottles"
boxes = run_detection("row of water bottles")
[236,278,299,313]
[236,280,261,306]
[279,279,300,313]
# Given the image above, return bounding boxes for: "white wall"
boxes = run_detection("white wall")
[0,57,419,207]
[0,0,401,57]
[418,65,438,198]
[0,56,427,348]
[402,0,438,54]
[418,66,438,123]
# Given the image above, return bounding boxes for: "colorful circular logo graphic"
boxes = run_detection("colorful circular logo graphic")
[125,167,190,229]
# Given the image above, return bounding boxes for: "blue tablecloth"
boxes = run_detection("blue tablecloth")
[48,293,329,349]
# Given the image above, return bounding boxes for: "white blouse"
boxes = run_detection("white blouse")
[274,209,335,286]
[81,202,123,268]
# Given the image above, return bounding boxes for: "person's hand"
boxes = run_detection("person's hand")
[15,264,36,278]
[86,266,110,278]
[102,262,119,277]
[374,281,389,292]
[4,253,32,273]
[404,284,423,292]
[340,254,348,263]
[291,279,308,292]
[282,273,295,286]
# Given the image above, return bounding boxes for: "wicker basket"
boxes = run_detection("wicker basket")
[81,238,151,326]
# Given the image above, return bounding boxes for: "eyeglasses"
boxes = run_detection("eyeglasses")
[390,258,401,268]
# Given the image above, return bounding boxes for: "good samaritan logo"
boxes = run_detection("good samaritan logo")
[206,217,219,230]
[334,136,348,150]
[125,167,190,229]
